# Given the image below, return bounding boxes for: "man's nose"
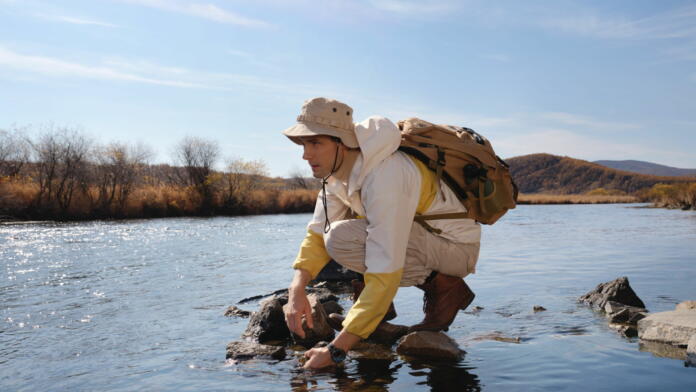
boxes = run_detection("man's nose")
[302,146,311,160]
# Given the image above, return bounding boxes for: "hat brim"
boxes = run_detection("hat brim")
[282,122,358,148]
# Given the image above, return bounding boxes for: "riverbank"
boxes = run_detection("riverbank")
[517,193,638,204]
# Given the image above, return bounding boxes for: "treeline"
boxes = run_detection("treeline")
[637,183,696,210]
[0,127,319,221]
[507,153,693,194]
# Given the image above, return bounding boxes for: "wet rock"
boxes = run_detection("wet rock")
[396,331,464,361]
[609,323,638,338]
[639,340,687,360]
[676,301,696,311]
[283,293,334,347]
[226,341,286,361]
[638,310,696,347]
[242,295,290,343]
[313,260,361,282]
[321,300,343,316]
[578,276,646,311]
[469,332,522,344]
[533,305,546,312]
[349,341,396,360]
[687,335,696,367]
[224,305,251,318]
[327,313,408,345]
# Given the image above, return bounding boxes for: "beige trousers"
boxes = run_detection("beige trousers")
[324,219,479,287]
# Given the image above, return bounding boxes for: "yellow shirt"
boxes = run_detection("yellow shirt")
[292,155,437,338]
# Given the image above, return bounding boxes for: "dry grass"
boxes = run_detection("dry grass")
[0,178,317,220]
[518,193,639,205]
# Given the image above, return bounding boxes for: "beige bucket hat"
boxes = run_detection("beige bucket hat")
[282,97,358,148]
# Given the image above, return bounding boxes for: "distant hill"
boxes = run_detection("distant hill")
[507,153,693,194]
[593,160,696,177]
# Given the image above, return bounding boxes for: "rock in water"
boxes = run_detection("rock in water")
[396,331,463,361]
[226,341,286,361]
[224,305,251,318]
[242,295,290,343]
[578,276,645,310]
[313,260,361,282]
[687,335,696,367]
[676,301,696,311]
[283,293,335,347]
[638,310,696,347]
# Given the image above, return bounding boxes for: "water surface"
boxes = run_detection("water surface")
[1,204,695,391]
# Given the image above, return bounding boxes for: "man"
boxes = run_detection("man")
[282,97,481,369]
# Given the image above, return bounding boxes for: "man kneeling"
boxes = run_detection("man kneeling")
[282,97,481,369]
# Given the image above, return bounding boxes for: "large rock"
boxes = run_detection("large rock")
[313,260,361,282]
[578,277,645,311]
[283,293,335,347]
[676,301,696,311]
[242,295,290,343]
[396,331,463,361]
[687,335,696,367]
[638,310,696,346]
[226,341,286,361]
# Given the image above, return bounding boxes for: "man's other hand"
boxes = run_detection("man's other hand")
[303,346,334,369]
[284,288,314,338]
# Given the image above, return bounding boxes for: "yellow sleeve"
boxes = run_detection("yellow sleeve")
[292,230,332,279]
[341,269,403,339]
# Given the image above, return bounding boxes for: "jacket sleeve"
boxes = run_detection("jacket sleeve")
[341,155,421,338]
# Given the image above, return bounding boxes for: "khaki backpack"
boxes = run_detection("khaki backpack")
[397,118,518,227]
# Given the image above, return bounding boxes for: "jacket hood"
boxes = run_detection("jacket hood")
[347,116,401,197]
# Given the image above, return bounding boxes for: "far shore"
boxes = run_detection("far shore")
[517,193,639,205]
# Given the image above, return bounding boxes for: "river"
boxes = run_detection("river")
[1,204,695,391]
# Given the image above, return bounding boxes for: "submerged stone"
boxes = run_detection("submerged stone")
[533,305,546,312]
[687,335,696,367]
[226,341,286,361]
[242,295,290,343]
[638,310,696,347]
[676,301,696,311]
[578,276,646,311]
[396,331,463,361]
[224,305,251,318]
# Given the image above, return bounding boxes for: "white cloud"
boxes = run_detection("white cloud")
[117,0,271,28]
[367,0,457,14]
[36,14,119,28]
[0,46,202,87]
[541,4,696,40]
[0,46,331,95]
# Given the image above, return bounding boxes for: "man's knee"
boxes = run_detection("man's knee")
[324,219,367,259]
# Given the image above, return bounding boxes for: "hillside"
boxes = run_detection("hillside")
[593,160,696,177]
[507,153,693,194]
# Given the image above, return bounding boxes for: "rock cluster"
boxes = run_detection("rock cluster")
[578,277,647,337]
[395,331,464,361]
[637,301,696,367]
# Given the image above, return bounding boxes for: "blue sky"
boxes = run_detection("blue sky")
[1,0,695,177]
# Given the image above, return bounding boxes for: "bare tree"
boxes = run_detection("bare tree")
[173,136,220,210]
[222,158,269,210]
[287,166,316,190]
[31,127,91,212]
[94,141,152,214]
[0,127,31,178]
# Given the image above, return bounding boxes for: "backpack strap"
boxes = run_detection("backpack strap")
[414,212,470,234]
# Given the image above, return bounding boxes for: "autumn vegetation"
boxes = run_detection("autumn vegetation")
[2,128,695,222]
[0,127,318,221]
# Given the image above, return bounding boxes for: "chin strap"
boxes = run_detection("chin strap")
[322,143,341,234]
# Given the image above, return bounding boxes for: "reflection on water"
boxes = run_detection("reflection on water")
[2,205,696,391]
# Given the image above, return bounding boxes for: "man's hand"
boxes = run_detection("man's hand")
[284,289,314,338]
[284,269,314,338]
[303,346,334,369]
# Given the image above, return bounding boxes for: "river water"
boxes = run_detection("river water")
[1,204,695,391]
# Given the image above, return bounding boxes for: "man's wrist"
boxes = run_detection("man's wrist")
[327,343,346,363]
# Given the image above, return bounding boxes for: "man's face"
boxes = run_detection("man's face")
[300,135,344,178]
